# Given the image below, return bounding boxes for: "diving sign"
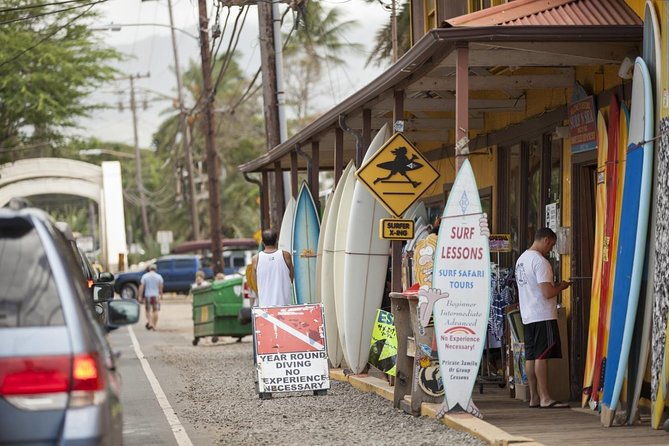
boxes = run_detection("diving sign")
[356,133,440,217]
[380,219,415,240]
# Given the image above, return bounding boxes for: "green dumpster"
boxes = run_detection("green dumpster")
[191,277,252,345]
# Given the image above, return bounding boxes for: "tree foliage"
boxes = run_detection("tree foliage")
[0,0,120,163]
[360,0,411,67]
[282,1,363,124]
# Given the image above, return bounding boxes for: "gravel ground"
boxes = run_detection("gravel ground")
[158,338,485,446]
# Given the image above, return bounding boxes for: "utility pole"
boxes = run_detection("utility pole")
[167,0,200,241]
[197,0,224,275]
[257,0,286,227]
[391,0,398,62]
[128,72,151,241]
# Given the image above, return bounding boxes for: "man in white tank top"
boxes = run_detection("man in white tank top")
[251,229,294,307]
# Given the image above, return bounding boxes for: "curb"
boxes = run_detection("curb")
[330,369,541,446]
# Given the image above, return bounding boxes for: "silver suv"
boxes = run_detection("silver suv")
[0,207,139,445]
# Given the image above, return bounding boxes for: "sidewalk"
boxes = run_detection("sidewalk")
[331,370,668,446]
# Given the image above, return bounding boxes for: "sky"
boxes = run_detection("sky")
[77,0,391,148]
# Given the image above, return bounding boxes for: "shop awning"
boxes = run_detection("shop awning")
[238,5,641,174]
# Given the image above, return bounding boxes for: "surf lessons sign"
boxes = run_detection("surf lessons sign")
[355,132,440,217]
[253,304,330,395]
[431,159,491,415]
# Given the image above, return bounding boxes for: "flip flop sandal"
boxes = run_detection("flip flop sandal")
[540,401,569,409]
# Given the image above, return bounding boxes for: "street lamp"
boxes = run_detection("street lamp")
[91,22,198,41]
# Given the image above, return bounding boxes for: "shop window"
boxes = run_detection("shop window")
[468,0,507,13]
[527,138,542,243]
[508,144,521,260]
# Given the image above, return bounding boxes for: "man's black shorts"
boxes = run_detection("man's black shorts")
[523,319,561,360]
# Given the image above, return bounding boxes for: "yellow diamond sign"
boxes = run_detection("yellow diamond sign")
[356,133,440,217]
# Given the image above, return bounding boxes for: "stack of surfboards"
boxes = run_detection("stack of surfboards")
[600,55,655,427]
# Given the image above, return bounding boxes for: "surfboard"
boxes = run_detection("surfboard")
[582,110,608,407]
[343,123,392,374]
[315,191,332,305]
[601,57,654,426]
[587,97,622,409]
[631,1,662,424]
[292,183,320,305]
[333,163,357,367]
[321,161,355,368]
[432,159,491,414]
[278,197,296,255]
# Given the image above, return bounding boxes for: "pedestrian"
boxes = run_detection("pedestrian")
[192,270,210,289]
[515,227,571,409]
[251,228,294,307]
[138,264,164,330]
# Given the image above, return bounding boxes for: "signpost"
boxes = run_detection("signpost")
[380,218,414,240]
[253,304,330,399]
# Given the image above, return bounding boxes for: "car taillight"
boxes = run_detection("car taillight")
[87,279,94,288]
[0,353,105,410]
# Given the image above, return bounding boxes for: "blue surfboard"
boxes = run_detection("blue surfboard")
[601,57,654,425]
[292,182,320,304]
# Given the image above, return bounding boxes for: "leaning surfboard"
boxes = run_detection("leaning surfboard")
[278,197,296,255]
[322,161,355,368]
[630,0,662,424]
[333,164,357,367]
[292,182,320,305]
[601,57,654,426]
[589,95,622,409]
[343,123,392,374]
[432,159,491,414]
[582,110,608,407]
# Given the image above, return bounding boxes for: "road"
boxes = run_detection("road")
[109,296,484,446]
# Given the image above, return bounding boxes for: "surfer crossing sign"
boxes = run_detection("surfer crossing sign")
[356,132,440,217]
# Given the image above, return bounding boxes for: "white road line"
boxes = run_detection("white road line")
[127,326,193,446]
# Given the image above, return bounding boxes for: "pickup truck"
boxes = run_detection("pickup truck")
[113,254,213,299]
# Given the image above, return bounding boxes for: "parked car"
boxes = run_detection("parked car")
[113,254,213,299]
[171,238,258,275]
[0,207,139,445]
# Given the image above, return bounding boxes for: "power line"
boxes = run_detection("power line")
[0,0,93,13]
[0,0,107,27]
[0,3,95,70]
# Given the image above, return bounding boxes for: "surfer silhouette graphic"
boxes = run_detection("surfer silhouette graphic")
[373,146,423,187]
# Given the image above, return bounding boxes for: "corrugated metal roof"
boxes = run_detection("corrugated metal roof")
[446,0,642,27]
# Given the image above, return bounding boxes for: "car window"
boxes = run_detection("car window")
[0,222,64,327]
[174,259,193,269]
[156,260,171,272]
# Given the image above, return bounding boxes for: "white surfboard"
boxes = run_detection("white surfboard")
[278,197,296,254]
[315,191,333,305]
[343,123,392,374]
[432,159,491,413]
[322,161,355,368]
[333,164,358,367]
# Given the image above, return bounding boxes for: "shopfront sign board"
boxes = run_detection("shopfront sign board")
[379,218,415,240]
[432,159,491,415]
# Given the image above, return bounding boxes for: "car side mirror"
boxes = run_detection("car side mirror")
[107,299,140,327]
[93,283,114,302]
[98,272,115,282]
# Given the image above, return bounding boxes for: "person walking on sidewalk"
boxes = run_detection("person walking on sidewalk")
[515,227,571,409]
[139,264,164,330]
[251,229,294,307]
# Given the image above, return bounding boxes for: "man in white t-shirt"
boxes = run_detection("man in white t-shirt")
[515,227,571,409]
[251,229,294,307]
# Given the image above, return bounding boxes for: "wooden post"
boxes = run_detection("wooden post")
[334,127,344,184]
[361,108,372,166]
[391,90,404,293]
[290,151,298,198]
[391,293,413,409]
[261,170,270,230]
[311,141,320,211]
[274,161,284,227]
[455,43,469,174]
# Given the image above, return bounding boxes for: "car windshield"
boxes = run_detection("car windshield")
[0,220,64,327]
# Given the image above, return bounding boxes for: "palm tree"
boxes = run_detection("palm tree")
[282,1,364,123]
[361,0,411,67]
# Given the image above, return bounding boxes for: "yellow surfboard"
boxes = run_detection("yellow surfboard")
[582,110,608,407]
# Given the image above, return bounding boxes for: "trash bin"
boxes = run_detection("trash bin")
[191,276,252,345]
